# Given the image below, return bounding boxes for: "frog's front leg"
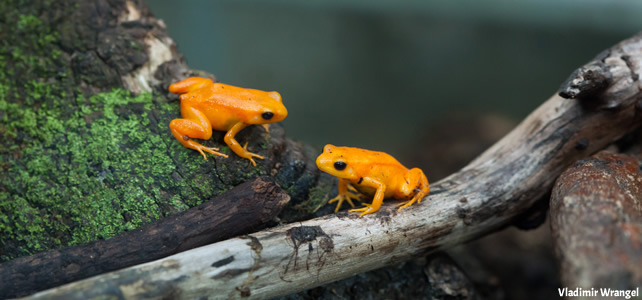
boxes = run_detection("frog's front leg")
[261,124,270,133]
[224,122,264,166]
[397,168,430,210]
[170,106,228,160]
[328,178,362,213]
[349,177,386,217]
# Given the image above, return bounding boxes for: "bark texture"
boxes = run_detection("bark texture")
[24,32,642,300]
[550,151,642,291]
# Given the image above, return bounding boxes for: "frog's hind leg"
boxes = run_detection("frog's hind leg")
[169,77,214,94]
[170,106,228,160]
[397,168,430,211]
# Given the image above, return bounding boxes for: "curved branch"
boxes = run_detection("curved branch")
[25,33,642,299]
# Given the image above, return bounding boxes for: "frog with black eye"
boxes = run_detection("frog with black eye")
[168,77,288,166]
[316,145,430,217]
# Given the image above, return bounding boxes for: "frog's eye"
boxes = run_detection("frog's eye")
[334,161,347,171]
[262,112,274,120]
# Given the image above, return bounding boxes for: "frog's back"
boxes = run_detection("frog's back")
[336,147,406,170]
[186,84,264,111]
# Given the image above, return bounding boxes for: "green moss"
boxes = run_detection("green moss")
[0,85,232,260]
[17,14,42,31]
[0,0,276,262]
[0,1,196,260]
[219,145,231,154]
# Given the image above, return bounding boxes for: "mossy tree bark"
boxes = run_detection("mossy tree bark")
[0,0,324,264]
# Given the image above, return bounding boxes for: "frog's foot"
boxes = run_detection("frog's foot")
[329,192,362,213]
[170,119,225,160]
[349,203,379,217]
[182,138,228,160]
[192,143,228,160]
[240,141,265,167]
[397,192,426,211]
[261,124,270,133]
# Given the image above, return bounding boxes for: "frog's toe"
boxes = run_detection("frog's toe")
[348,203,371,212]
[239,142,265,166]
[196,148,208,160]
[348,207,367,213]
[197,145,228,160]
[247,153,264,166]
[242,141,249,151]
[329,195,347,212]
[246,152,265,167]
[251,152,265,160]
[346,193,362,207]
[349,205,377,217]
[203,147,227,157]
[329,193,362,212]
[397,200,414,210]
[333,201,342,213]
[397,196,421,211]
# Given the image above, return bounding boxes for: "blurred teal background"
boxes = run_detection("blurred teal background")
[147,0,641,159]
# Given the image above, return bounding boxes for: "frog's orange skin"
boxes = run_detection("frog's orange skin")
[316,144,430,217]
[168,77,287,166]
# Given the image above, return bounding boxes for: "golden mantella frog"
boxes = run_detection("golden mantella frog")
[169,77,288,166]
[316,145,430,217]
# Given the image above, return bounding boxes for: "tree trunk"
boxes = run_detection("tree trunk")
[23,31,642,300]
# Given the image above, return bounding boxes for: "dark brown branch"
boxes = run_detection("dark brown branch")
[23,33,642,300]
[550,151,642,289]
[0,177,289,298]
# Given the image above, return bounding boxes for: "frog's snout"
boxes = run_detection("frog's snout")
[275,105,288,122]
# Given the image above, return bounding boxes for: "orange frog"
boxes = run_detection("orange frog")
[316,145,430,217]
[169,77,287,166]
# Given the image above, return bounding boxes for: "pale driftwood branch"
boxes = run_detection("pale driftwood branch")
[1,177,289,298]
[550,151,642,289]
[25,33,642,300]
